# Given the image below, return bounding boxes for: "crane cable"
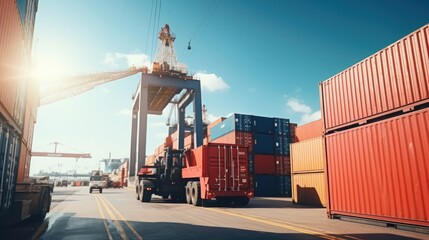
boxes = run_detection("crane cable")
[149,0,162,62]
[187,0,221,54]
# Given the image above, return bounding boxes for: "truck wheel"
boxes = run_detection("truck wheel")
[139,180,145,202]
[100,188,103,193]
[162,195,169,200]
[32,187,51,222]
[142,188,152,202]
[185,182,192,204]
[90,188,93,193]
[191,182,201,206]
[136,181,140,200]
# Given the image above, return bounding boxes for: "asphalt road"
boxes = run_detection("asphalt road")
[1,187,428,240]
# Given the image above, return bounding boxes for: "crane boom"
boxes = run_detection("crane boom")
[39,67,146,106]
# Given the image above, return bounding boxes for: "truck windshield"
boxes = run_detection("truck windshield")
[90,176,102,181]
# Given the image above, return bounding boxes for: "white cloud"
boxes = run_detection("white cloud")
[193,72,229,92]
[286,98,321,124]
[287,98,312,114]
[206,113,221,123]
[103,52,151,68]
[118,108,132,116]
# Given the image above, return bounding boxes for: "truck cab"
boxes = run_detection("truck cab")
[89,171,107,193]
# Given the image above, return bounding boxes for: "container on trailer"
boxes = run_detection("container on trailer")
[274,135,290,156]
[253,154,275,175]
[182,144,253,199]
[320,24,429,133]
[292,172,326,207]
[325,108,429,227]
[274,118,290,136]
[210,131,253,152]
[253,133,274,155]
[275,155,291,175]
[291,137,324,172]
[295,120,323,142]
[252,116,274,134]
[210,114,252,140]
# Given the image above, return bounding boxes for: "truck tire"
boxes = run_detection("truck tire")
[185,182,192,204]
[32,187,51,222]
[142,188,152,202]
[90,188,93,193]
[139,180,145,202]
[136,181,140,200]
[99,188,103,193]
[191,182,201,206]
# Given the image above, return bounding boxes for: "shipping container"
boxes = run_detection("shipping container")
[254,175,277,197]
[210,130,253,152]
[207,117,226,139]
[0,122,21,216]
[295,119,323,142]
[252,116,274,134]
[253,154,275,175]
[248,154,254,173]
[254,175,291,197]
[253,133,274,155]
[290,123,297,142]
[210,114,252,140]
[0,0,24,127]
[321,24,429,133]
[274,118,290,136]
[275,155,291,175]
[292,172,326,207]
[274,135,290,156]
[291,137,324,173]
[325,108,429,227]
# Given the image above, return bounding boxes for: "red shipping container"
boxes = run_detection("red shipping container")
[320,24,429,133]
[275,156,291,175]
[295,119,323,142]
[254,154,275,175]
[325,108,429,227]
[210,131,253,152]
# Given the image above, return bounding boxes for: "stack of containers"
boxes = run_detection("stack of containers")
[290,119,325,207]
[320,24,429,227]
[210,114,293,197]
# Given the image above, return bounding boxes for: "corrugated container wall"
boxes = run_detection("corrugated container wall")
[292,172,326,207]
[210,114,253,140]
[320,24,429,133]
[210,131,253,152]
[252,116,274,134]
[291,137,326,207]
[291,137,324,172]
[274,118,290,136]
[294,119,323,142]
[325,108,429,227]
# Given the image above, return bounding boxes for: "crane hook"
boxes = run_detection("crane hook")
[187,41,191,50]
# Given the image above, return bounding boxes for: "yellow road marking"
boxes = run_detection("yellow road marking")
[99,194,144,240]
[95,194,128,240]
[94,194,113,240]
[205,208,348,240]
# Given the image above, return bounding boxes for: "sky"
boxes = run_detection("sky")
[29,0,429,175]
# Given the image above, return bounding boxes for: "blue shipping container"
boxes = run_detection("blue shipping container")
[253,133,274,155]
[254,175,278,197]
[277,175,291,197]
[275,135,290,156]
[274,118,290,136]
[249,154,254,173]
[253,116,274,134]
[210,114,252,140]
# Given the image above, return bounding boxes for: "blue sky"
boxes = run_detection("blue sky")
[30,0,429,174]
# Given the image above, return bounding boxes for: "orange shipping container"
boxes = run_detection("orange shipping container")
[295,119,323,142]
[292,172,326,207]
[291,137,324,173]
[320,24,429,133]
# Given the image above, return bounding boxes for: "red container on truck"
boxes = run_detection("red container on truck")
[136,143,253,206]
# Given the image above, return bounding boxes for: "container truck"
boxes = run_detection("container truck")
[136,143,253,206]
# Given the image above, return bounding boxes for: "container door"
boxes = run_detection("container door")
[208,145,250,192]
